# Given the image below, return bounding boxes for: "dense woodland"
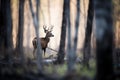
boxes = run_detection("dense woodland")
[0,0,120,80]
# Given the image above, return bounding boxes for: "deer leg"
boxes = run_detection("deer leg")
[43,48,46,57]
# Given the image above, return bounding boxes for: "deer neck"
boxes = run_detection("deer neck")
[45,36,50,42]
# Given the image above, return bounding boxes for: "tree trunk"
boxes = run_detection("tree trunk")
[73,0,80,59]
[0,0,13,61]
[0,0,6,56]
[67,0,80,71]
[56,0,68,64]
[29,0,43,71]
[83,0,94,68]
[16,0,25,63]
[67,0,74,71]
[94,0,114,80]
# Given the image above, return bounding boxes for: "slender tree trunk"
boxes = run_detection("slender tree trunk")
[36,0,40,24]
[36,0,43,71]
[57,0,68,64]
[73,0,80,58]
[67,0,74,71]
[16,0,25,63]
[29,0,43,71]
[67,0,80,71]
[94,0,114,80]
[83,0,94,68]
[0,0,13,61]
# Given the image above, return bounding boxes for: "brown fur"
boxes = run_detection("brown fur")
[32,31,54,58]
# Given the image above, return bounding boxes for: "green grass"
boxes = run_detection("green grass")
[43,59,96,78]
[44,64,67,76]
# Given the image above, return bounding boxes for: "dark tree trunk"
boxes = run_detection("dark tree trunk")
[56,0,68,64]
[0,0,5,56]
[94,0,114,80]
[16,0,25,63]
[83,0,94,68]
[0,0,13,61]
[73,0,80,56]
[67,0,73,71]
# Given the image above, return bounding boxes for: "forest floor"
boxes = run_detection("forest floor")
[0,56,96,80]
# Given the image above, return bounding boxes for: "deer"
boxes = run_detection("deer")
[32,25,54,58]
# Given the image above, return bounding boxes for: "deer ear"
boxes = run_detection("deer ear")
[44,30,47,33]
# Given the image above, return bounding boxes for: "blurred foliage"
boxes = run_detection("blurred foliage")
[43,59,96,78]
[44,63,67,76]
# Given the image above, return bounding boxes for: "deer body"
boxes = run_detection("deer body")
[32,37,50,56]
[32,25,54,58]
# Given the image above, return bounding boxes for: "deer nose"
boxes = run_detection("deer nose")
[51,34,54,37]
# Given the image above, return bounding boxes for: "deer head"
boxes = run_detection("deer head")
[43,25,54,38]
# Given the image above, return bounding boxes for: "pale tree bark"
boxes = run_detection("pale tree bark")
[57,0,68,64]
[29,0,43,71]
[83,0,94,68]
[94,0,114,80]
[0,0,13,62]
[16,0,25,64]
[36,0,40,24]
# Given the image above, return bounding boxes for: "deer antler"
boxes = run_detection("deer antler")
[49,25,54,32]
[43,25,48,33]
[43,25,54,33]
